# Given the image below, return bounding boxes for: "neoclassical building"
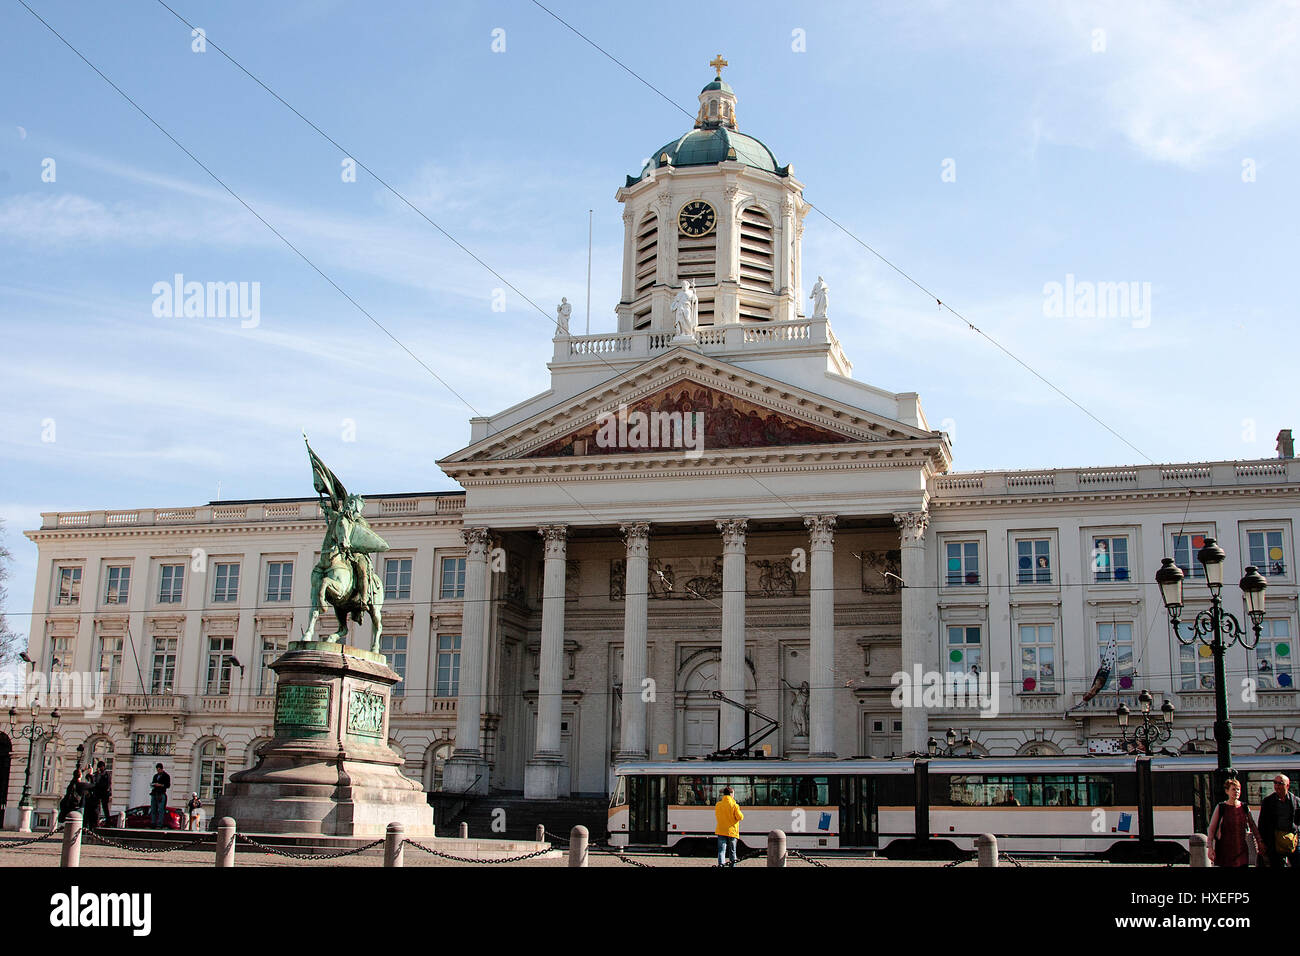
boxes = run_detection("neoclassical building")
[6,71,1299,823]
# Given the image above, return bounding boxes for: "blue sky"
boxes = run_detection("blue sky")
[2,0,1298,642]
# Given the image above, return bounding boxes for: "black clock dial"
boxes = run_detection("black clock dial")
[678,200,716,237]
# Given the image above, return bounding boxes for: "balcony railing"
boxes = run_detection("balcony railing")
[935,458,1299,500]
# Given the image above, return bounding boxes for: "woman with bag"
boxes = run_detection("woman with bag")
[1207,777,1262,867]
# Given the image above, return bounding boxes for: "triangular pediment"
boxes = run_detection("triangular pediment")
[440,349,939,469]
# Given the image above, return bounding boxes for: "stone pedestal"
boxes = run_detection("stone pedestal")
[524,755,568,800]
[215,642,434,837]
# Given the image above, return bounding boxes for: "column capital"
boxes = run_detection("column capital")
[620,522,651,557]
[716,518,748,552]
[803,514,837,548]
[462,527,493,560]
[894,510,930,544]
[538,524,569,559]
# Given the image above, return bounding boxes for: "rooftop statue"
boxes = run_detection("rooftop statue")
[301,435,389,652]
[810,275,829,318]
[671,279,698,340]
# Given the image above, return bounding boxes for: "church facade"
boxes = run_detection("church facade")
[6,71,1300,823]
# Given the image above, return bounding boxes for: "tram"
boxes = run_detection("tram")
[607,753,1300,858]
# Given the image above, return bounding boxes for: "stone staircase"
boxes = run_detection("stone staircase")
[443,795,610,844]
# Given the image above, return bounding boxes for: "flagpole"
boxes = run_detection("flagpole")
[585,209,592,335]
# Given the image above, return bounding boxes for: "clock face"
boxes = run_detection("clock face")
[678,200,716,237]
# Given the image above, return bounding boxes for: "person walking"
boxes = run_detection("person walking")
[57,769,82,825]
[1207,777,1261,867]
[1258,773,1300,868]
[714,785,744,867]
[93,760,112,827]
[75,766,99,829]
[149,763,171,829]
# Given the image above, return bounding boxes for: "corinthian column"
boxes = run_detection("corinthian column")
[895,510,931,755]
[525,524,568,799]
[443,527,491,795]
[717,518,748,751]
[805,514,837,757]
[618,522,650,761]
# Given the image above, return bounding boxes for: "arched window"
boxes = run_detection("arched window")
[86,736,115,777]
[196,739,226,801]
[1017,741,1062,757]
[425,741,454,792]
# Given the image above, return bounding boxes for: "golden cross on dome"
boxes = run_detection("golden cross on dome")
[710,54,728,78]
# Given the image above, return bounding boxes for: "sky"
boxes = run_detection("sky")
[1,0,1298,644]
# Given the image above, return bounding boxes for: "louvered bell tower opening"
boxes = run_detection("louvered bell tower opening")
[737,205,774,321]
[633,213,658,329]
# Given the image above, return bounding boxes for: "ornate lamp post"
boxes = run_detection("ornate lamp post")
[1116,689,1175,753]
[8,702,61,833]
[1155,539,1267,788]
[927,728,974,757]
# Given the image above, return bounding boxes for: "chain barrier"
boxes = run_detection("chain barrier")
[403,838,555,864]
[237,834,385,861]
[1000,852,1024,868]
[83,829,210,854]
[788,848,829,868]
[0,829,62,848]
[550,830,655,867]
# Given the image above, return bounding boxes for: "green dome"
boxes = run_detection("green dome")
[700,78,734,95]
[641,127,784,180]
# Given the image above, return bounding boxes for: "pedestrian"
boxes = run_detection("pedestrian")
[1207,777,1261,867]
[1258,773,1300,868]
[714,785,744,868]
[93,760,112,827]
[75,766,99,829]
[187,792,203,831]
[150,762,171,829]
[57,769,82,824]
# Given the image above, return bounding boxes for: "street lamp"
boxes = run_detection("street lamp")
[927,728,974,757]
[1155,540,1266,788]
[1116,689,1175,753]
[8,701,61,833]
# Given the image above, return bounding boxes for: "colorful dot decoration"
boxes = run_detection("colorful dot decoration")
[1118,676,1133,689]
[949,650,963,663]
[1023,677,1036,692]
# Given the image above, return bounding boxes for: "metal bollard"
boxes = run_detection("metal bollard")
[215,817,237,868]
[767,829,787,867]
[384,823,405,867]
[60,811,83,868]
[458,822,468,839]
[1189,833,1209,867]
[975,833,998,867]
[569,825,589,867]
[536,824,546,844]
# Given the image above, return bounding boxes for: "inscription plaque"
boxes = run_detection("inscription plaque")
[275,684,330,731]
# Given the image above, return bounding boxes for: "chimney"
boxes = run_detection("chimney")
[1277,429,1294,460]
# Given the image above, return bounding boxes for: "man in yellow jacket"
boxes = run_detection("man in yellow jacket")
[714,786,744,867]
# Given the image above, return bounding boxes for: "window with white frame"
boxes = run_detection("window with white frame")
[1179,640,1216,691]
[1019,625,1056,692]
[384,558,413,601]
[49,637,74,675]
[259,634,288,695]
[946,626,983,677]
[440,556,466,600]
[38,740,57,794]
[150,637,177,694]
[945,541,980,586]
[436,633,461,697]
[266,561,293,602]
[205,636,235,695]
[98,635,123,693]
[380,633,407,695]
[212,563,240,603]
[158,564,185,603]
[1091,535,1132,583]
[104,566,131,605]
[1015,538,1052,585]
[1098,621,1136,690]
[1247,529,1288,578]
[1171,532,1211,579]
[56,566,82,605]
[198,740,226,800]
[1256,618,1293,690]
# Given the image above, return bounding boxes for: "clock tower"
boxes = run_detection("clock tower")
[614,57,809,333]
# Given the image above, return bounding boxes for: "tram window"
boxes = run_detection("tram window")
[945,774,1117,807]
[753,777,795,806]
[675,776,710,805]
[611,776,627,808]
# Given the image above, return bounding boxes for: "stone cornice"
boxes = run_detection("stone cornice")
[931,484,1300,510]
[25,513,465,544]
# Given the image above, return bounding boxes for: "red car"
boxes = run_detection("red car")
[123,805,186,829]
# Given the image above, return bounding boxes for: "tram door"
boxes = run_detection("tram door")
[1190,772,1215,834]
[838,776,877,847]
[629,776,667,844]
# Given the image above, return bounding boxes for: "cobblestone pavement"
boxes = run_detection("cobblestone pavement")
[0,840,1154,867]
